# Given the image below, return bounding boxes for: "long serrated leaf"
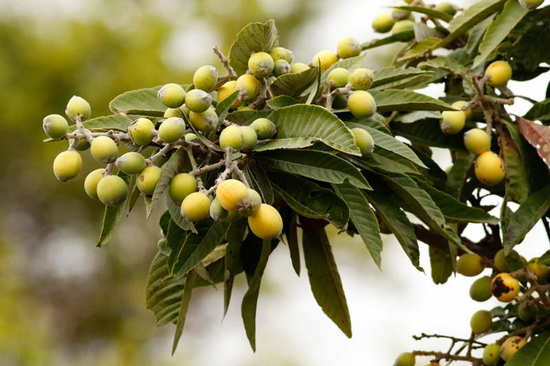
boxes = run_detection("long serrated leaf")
[393,5,453,22]
[171,272,195,355]
[216,91,239,121]
[244,165,274,204]
[499,122,529,203]
[224,219,247,315]
[229,20,279,75]
[429,245,454,284]
[370,89,455,112]
[392,119,465,150]
[287,214,301,276]
[361,126,427,168]
[446,151,475,198]
[109,86,167,116]
[97,172,131,247]
[371,67,432,89]
[361,33,410,50]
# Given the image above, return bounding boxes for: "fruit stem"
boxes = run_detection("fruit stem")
[75,115,94,144]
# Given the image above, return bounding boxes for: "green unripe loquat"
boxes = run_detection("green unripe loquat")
[274,59,291,76]
[327,68,349,88]
[97,175,128,206]
[494,249,525,272]
[337,37,361,59]
[181,192,211,222]
[217,80,240,108]
[248,203,283,239]
[349,68,374,90]
[240,126,258,150]
[372,13,395,33]
[347,90,377,118]
[352,128,375,156]
[464,128,490,155]
[43,114,69,139]
[219,125,244,150]
[248,51,275,78]
[129,118,155,146]
[209,198,227,221]
[185,89,212,113]
[66,96,92,121]
[393,352,415,366]
[236,74,261,101]
[500,336,526,361]
[137,166,162,195]
[116,152,146,175]
[440,110,466,135]
[158,83,186,108]
[391,20,415,41]
[270,47,294,63]
[189,107,219,132]
[251,118,277,139]
[193,65,218,92]
[518,301,538,322]
[485,61,512,88]
[158,117,186,143]
[457,253,484,277]
[169,173,197,203]
[53,150,82,182]
[84,168,105,200]
[492,273,520,302]
[482,344,501,366]
[470,276,492,302]
[475,151,505,186]
[90,136,118,164]
[216,179,248,211]
[527,258,550,280]
[290,62,310,73]
[519,0,544,9]
[236,189,262,216]
[392,3,411,20]
[470,310,492,334]
[434,2,457,16]
[164,107,184,119]
[312,50,338,72]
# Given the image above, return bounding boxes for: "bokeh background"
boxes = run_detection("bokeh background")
[0,0,548,365]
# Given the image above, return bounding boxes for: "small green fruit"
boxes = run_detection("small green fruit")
[270,47,294,63]
[457,253,484,277]
[349,68,374,90]
[163,107,184,119]
[116,152,146,175]
[251,118,277,139]
[84,168,105,200]
[518,301,538,322]
[43,114,69,139]
[158,117,186,143]
[237,189,262,216]
[158,83,186,108]
[129,118,155,146]
[274,59,291,76]
[66,96,91,121]
[434,2,457,16]
[97,175,128,206]
[312,50,338,72]
[90,136,118,164]
[470,276,492,302]
[185,89,212,113]
[137,166,162,195]
[189,107,219,132]
[464,128,490,155]
[327,67,349,88]
[236,74,261,101]
[169,173,197,203]
[53,150,82,182]
[475,151,505,186]
[482,344,501,366]
[527,258,550,279]
[352,128,375,156]
[440,110,466,135]
[494,249,524,272]
[519,0,544,10]
[393,352,415,366]
[485,61,512,88]
[337,37,361,59]
[181,192,211,222]
[372,13,395,33]
[240,126,258,150]
[248,51,275,78]
[391,20,415,41]
[193,65,218,92]
[290,63,310,73]
[219,125,244,150]
[470,310,492,334]
[209,198,227,221]
[347,90,377,118]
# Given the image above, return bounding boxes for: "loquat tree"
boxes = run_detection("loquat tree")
[42,0,550,364]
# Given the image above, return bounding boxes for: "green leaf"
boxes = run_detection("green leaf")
[226,110,271,125]
[266,95,300,109]
[399,38,444,62]
[97,172,131,247]
[361,126,427,168]
[82,114,133,131]
[473,0,529,67]
[392,119,465,150]
[370,89,455,112]
[466,16,494,56]
[215,91,239,120]
[302,220,352,338]
[351,150,420,176]
[503,185,550,247]
[393,5,453,22]
[224,219,247,315]
[254,104,360,156]
[259,149,371,190]
[499,122,529,203]
[171,272,195,355]
[229,20,279,75]
[505,332,550,366]
[361,33,412,50]
[286,214,301,276]
[418,56,469,77]
[151,149,189,219]
[395,111,441,124]
[333,183,383,267]
[371,67,432,89]
[429,245,454,284]
[525,99,550,123]
[109,86,167,116]
[244,165,274,204]
[445,150,475,198]
[166,195,196,232]
[271,67,318,97]
[241,239,271,351]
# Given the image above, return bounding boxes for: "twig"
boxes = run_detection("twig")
[75,115,94,143]
[412,351,481,364]
[213,46,237,79]
[413,333,486,346]
[186,147,205,191]
[148,144,174,165]
[189,160,225,176]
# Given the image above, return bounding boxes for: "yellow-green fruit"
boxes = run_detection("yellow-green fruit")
[470,310,492,334]
[236,74,261,101]
[457,253,484,277]
[347,90,377,118]
[240,126,258,150]
[527,258,550,279]
[248,204,283,239]
[164,107,184,119]
[237,189,262,216]
[193,65,218,92]
[185,133,198,143]
[90,136,118,164]
[494,249,525,272]
[116,152,146,175]
[482,344,501,366]
[185,89,212,113]
[391,20,415,41]
[393,352,415,366]
[352,127,375,156]
[440,110,466,135]
[290,62,310,73]
[129,118,155,146]
[189,107,219,132]
[251,118,277,139]
[435,2,457,16]
[337,37,361,59]
[209,198,227,221]
[274,59,291,76]
[219,125,244,150]
[43,114,69,139]
[475,151,505,186]
[217,80,240,107]
[372,13,395,33]
[97,175,128,206]
[248,51,275,78]
[65,96,92,121]
[137,166,162,195]
[169,173,197,203]
[312,50,338,72]
[216,179,248,211]
[158,117,186,143]
[392,3,411,20]
[53,150,82,182]
[492,273,520,302]
[518,301,538,322]
[485,61,513,88]
[519,0,544,9]
[181,192,211,222]
[270,47,294,63]
[500,336,526,361]
[158,83,186,108]
[349,68,374,90]
[464,128,491,155]
[470,276,493,302]
[84,168,105,199]
[452,100,472,120]
[327,67,349,88]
